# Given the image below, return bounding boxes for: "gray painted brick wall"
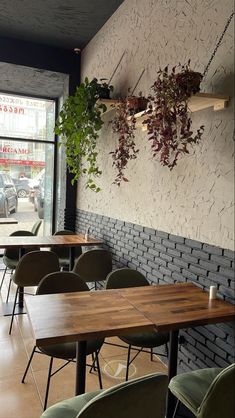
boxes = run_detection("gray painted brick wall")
[76,209,235,372]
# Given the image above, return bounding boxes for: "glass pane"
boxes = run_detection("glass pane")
[55,92,68,230]
[0,93,55,141]
[0,140,54,236]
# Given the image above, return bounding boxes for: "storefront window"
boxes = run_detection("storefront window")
[0,93,55,141]
[0,93,56,236]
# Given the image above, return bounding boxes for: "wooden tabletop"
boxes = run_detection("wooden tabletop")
[26,289,154,346]
[0,233,103,249]
[119,282,235,332]
[0,217,18,225]
[26,282,235,347]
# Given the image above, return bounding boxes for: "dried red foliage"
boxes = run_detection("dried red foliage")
[144,62,204,169]
[110,98,139,185]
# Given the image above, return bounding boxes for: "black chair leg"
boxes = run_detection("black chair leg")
[0,267,7,290]
[150,348,154,361]
[22,346,36,383]
[9,286,19,334]
[89,352,98,373]
[165,342,169,357]
[6,278,12,303]
[173,399,180,418]
[125,345,132,381]
[95,351,103,389]
[44,357,54,411]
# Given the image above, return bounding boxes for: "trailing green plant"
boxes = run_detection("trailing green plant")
[143,62,204,169]
[55,77,113,192]
[110,93,147,185]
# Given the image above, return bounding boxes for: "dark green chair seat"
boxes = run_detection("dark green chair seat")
[169,363,235,418]
[0,230,36,299]
[40,373,168,418]
[2,255,18,270]
[121,330,169,348]
[39,338,104,360]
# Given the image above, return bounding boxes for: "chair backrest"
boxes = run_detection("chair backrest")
[51,230,82,261]
[73,249,112,283]
[31,220,42,235]
[78,373,168,418]
[4,230,35,260]
[106,268,149,289]
[37,271,89,295]
[198,363,235,418]
[13,250,60,287]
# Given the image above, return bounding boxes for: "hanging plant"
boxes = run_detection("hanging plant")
[110,92,148,185]
[143,62,204,169]
[55,77,113,192]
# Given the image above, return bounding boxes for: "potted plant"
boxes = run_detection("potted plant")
[55,77,113,192]
[143,62,204,169]
[110,92,148,185]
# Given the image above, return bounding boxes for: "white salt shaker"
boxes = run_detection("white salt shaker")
[209,285,217,300]
[85,227,90,241]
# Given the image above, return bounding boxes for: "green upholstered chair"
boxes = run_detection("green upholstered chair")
[1,223,42,297]
[9,250,60,334]
[31,219,42,235]
[73,248,112,290]
[169,363,235,418]
[51,230,82,270]
[0,230,35,302]
[106,268,169,381]
[22,271,104,411]
[40,372,168,418]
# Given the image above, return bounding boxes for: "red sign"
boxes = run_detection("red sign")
[0,104,24,114]
[0,146,29,154]
[0,158,45,167]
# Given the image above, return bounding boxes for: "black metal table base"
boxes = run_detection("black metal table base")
[2,302,26,316]
[166,329,179,418]
[76,340,87,395]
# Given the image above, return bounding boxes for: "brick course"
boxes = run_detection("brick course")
[76,209,235,372]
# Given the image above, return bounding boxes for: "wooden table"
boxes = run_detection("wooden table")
[26,289,154,394]
[0,234,103,315]
[26,282,235,418]
[119,282,235,417]
[0,218,18,224]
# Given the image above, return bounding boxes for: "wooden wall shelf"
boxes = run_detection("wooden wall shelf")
[99,93,229,127]
[188,93,229,112]
[126,93,229,131]
[98,98,120,113]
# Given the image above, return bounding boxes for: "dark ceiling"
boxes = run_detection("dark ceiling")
[0,0,124,98]
[0,0,124,49]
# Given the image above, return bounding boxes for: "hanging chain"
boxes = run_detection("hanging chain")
[203,11,234,78]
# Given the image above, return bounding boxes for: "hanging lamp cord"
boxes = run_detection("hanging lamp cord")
[203,11,234,78]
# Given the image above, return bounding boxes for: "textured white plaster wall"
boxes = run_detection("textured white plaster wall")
[79,0,234,250]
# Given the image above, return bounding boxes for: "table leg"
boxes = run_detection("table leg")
[18,248,25,308]
[166,330,179,418]
[69,246,75,270]
[3,246,26,315]
[75,340,87,395]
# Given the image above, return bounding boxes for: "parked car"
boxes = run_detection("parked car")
[12,177,30,198]
[34,172,45,219]
[0,172,18,217]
